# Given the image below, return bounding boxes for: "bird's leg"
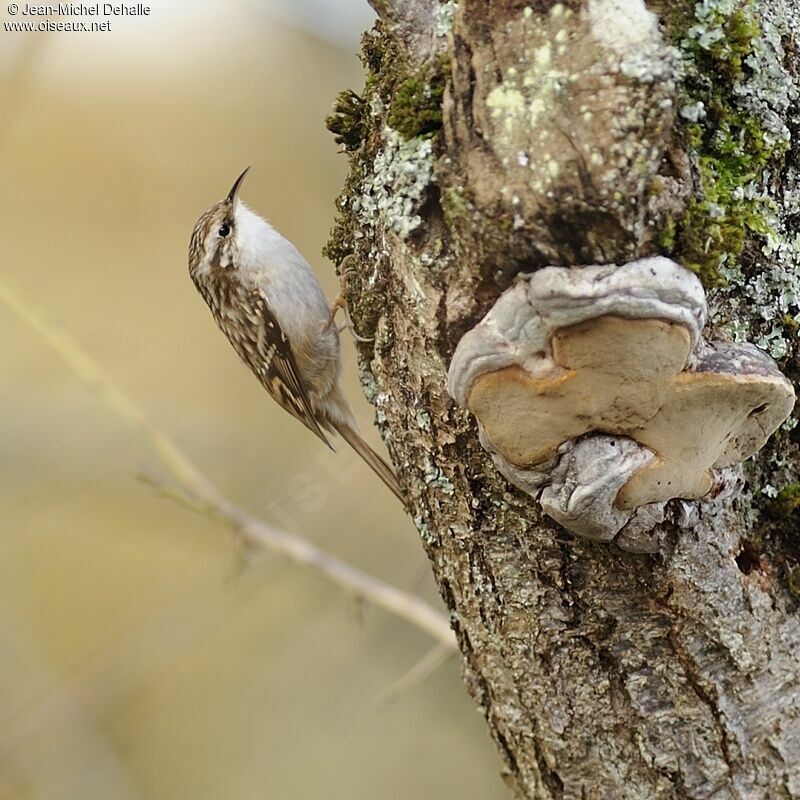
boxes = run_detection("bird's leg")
[327,254,356,329]
[327,294,346,329]
[327,255,374,342]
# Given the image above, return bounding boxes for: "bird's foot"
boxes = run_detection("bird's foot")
[327,256,374,342]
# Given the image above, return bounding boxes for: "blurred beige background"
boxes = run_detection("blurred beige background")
[0,1,505,797]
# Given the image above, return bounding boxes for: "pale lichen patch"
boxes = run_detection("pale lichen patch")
[587,0,659,50]
[422,454,456,496]
[434,0,457,37]
[351,127,435,239]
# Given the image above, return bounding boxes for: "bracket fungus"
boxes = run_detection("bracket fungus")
[447,258,796,552]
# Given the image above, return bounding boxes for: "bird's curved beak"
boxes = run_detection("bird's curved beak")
[226,166,251,205]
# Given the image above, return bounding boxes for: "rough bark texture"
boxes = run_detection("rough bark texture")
[326,0,800,796]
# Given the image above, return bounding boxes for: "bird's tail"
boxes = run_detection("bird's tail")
[336,423,405,507]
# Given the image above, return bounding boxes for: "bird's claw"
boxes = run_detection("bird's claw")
[338,311,374,343]
[327,257,374,342]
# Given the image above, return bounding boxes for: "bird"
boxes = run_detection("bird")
[188,167,404,505]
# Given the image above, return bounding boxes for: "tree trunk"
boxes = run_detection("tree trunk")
[325,0,800,796]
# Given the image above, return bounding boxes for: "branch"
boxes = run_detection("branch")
[375,642,455,707]
[138,473,454,646]
[0,279,455,651]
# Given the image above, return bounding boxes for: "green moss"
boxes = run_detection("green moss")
[767,483,800,519]
[658,1,787,287]
[442,186,468,221]
[387,63,446,140]
[657,215,677,251]
[782,314,799,335]
[326,90,368,152]
[706,8,760,79]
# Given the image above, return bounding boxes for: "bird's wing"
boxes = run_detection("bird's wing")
[251,290,334,449]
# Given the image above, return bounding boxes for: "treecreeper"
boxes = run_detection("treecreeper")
[188,168,404,506]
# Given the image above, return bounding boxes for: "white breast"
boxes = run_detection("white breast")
[233,202,331,348]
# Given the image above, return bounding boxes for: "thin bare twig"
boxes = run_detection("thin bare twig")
[376,642,456,707]
[0,279,455,651]
[138,474,454,646]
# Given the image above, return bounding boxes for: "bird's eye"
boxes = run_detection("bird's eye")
[218,223,231,238]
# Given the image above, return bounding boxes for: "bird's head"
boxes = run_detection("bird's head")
[188,166,250,279]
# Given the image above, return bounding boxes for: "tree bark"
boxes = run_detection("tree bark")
[326,0,800,796]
